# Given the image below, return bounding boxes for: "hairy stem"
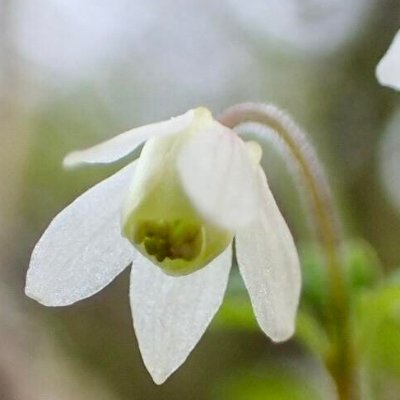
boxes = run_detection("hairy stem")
[219,102,356,399]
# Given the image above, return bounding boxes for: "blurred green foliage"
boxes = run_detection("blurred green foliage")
[212,364,327,400]
[355,276,400,398]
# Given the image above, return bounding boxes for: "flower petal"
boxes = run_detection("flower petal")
[376,29,400,91]
[177,120,260,230]
[25,162,138,306]
[64,109,195,168]
[235,166,301,342]
[130,245,232,384]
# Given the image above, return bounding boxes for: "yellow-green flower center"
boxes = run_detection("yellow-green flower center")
[134,219,203,262]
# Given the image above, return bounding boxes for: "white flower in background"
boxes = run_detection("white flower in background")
[226,0,372,54]
[25,107,301,384]
[376,29,400,90]
[377,30,400,214]
[379,109,400,215]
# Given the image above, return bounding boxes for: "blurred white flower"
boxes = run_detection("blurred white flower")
[25,107,301,384]
[226,0,372,54]
[379,108,400,213]
[376,29,400,90]
[377,31,400,214]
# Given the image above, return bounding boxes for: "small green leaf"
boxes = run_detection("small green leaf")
[299,239,382,317]
[214,272,258,332]
[299,243,329,317]
[296,310,330,358]
[355,281,400,397]
[343,239,382,292]
[211,361,335,400]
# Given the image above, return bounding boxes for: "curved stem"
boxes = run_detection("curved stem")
[218,103,355,399]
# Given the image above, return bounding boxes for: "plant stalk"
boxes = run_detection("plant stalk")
[219,103,356,399]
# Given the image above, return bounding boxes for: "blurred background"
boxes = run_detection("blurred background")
[1,0,400,398]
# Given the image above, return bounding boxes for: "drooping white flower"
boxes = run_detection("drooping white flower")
[25,107,301,384]
[376,29,400,90]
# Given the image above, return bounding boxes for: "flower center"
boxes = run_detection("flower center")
[134,219,203,262]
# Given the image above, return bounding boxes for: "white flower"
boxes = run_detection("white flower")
[25,107,301,384]
[376,29,400,90]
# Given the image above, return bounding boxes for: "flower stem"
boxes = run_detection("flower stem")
[218,103,356,399]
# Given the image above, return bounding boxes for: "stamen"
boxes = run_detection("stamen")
[134,219,202,262]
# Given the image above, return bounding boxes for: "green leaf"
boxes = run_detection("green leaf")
[299,243,329,317]
[213,271,258,332]
[211,361,335,400]
[355,281,400,398]
[299,239,382,318]
[296,310,330,358]
[343,239,382,292]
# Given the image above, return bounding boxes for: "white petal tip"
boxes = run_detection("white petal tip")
[25,284,51,306]
[63,152,83,169]
[24,285,37,301]
[376,30,400,91]
[256,313,296,343]
[376,66,400,91]
[268,325,295,343]
[150,371,171,385]
[24,283,65,307]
